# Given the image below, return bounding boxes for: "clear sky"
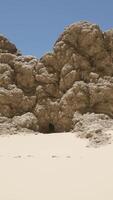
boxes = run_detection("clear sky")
[0,0,113,58]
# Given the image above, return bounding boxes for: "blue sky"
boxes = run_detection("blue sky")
[0,0,113,58]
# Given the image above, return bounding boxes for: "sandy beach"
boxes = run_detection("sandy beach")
[0,132,113,200]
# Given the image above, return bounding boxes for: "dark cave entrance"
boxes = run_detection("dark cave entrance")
[39,123,56,133]
[39,121,71,133]
[39,119,71,133]
[48,123,55,133]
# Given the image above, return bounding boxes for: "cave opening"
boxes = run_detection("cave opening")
[48,123,55,133]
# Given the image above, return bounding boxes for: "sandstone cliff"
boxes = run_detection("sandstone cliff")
[1,21,113,146]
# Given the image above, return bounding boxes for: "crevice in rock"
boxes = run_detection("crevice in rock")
[48,123,55,133]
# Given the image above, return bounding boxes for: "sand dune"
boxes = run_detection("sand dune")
[0,133,113,200]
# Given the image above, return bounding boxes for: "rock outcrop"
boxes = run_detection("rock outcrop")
[0,21,113,146]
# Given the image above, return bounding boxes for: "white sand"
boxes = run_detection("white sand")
[0,132,113,200]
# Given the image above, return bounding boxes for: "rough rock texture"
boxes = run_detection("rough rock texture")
[72,112,112,147]
[1,21,113,146]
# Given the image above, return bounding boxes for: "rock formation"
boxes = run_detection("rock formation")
[1,21,113,146]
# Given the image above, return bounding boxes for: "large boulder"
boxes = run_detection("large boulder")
[0,22,113,145]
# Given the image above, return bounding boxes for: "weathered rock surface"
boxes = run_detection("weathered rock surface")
[1,21,113,146]
[72,112,112,147]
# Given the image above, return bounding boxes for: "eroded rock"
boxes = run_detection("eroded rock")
[72,112,112,147]
[0,21,113,146]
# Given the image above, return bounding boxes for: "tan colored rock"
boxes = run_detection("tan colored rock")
[89,72,99,83]
[89,79,113,117]
[13,56,38,92]
[72,112,112,147]
[0,53,16,65]
[0,35,17,54]
[60,69,79,91]
[0,63,14,87]
[0,86,36,117]
[12,112,39,131]
[0,22,113,146]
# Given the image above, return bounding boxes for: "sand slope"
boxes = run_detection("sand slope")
[0,133,113,200]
